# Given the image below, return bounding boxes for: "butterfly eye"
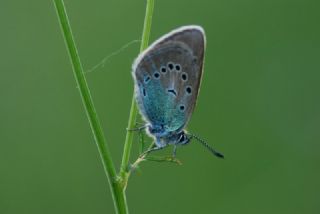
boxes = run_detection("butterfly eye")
[181,72,188,81]
[153,72,160,79]
[160,66,167,73]
[175,64,181,71]
[167,62,174,70]
[186,86,192,94]
[179,134,185,142]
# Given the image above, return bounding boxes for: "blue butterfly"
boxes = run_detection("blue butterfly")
[132,26,223,158]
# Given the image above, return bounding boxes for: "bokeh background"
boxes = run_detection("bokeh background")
[1,0,319,213]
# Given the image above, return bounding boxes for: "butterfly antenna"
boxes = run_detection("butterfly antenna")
[189,134,224,159]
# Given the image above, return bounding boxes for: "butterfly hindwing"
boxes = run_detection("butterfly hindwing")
[133,26,205,132]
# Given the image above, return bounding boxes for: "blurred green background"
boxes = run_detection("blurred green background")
[1,0,319,213]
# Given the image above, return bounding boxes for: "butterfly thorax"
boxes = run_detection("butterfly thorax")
[147,123,171,138]
[147,124,190,147]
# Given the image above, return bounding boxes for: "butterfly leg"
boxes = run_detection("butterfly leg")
[172,140,189,158]
[172,145,178,158]
[126,124,147,132]
[135,121,146,127]
[141,144,166,157]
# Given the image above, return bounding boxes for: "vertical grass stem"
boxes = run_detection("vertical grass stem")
[53,0,128,213]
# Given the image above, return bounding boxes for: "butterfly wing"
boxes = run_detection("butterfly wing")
[132,26,205,132]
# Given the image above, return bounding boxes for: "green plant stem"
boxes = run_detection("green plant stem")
[120,0,154,188]
[53,0,127,213]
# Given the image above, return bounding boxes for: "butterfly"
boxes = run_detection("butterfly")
[132,25,223,158]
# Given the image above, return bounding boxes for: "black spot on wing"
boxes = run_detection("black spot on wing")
[168,89,177,96]
[161,66,167,73]
[144,76,150,83]
[167,62,174,70]
[181,72,188,81]
[186,86,192,94]
[154,72,160,79]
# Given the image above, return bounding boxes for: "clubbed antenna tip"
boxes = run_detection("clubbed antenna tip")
[189,134,224,159]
